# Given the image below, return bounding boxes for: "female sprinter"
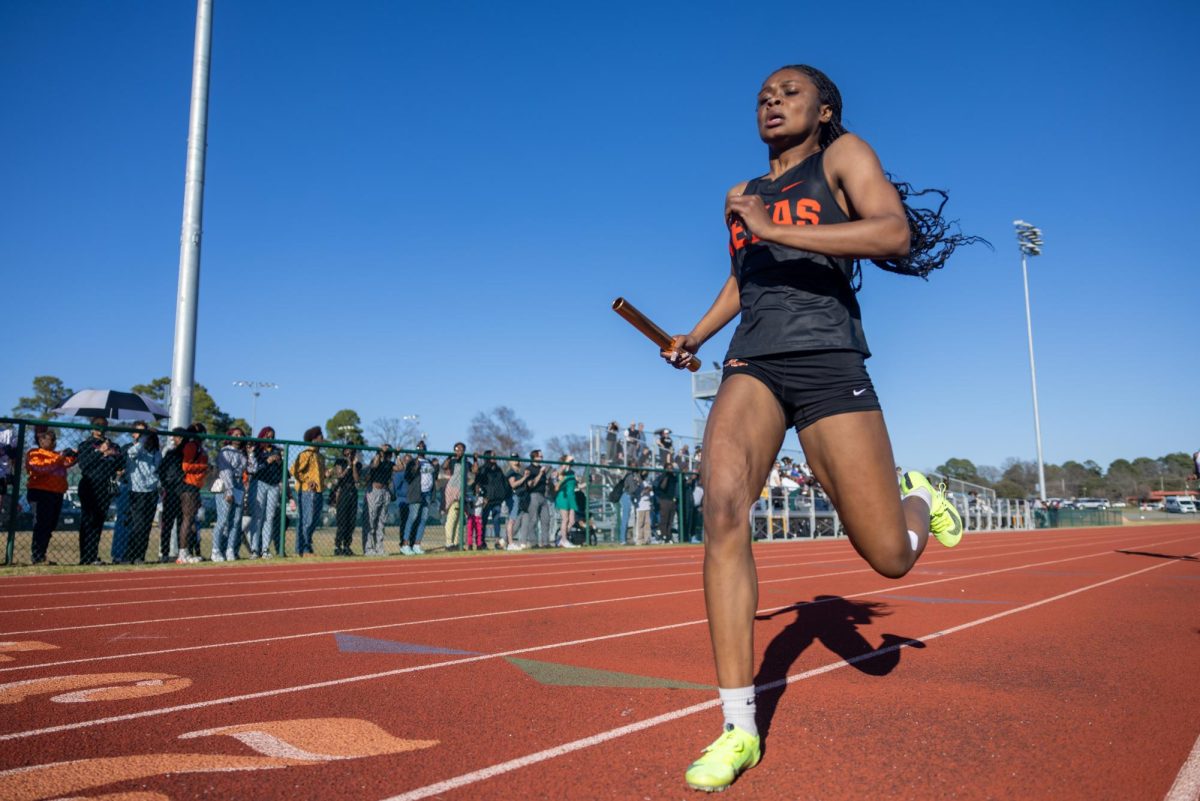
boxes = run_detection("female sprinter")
[663,64,978,792]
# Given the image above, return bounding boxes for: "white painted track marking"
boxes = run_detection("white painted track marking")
[1,532,1194,744]
[0,532,1180,676]
[1165,730,1200,801]
[0,552,714,599]
[378,547,1200,801]
[0,529,1135,638]
[0,554,805,614]
[0,532,1161,671]
[0,528,1112,598]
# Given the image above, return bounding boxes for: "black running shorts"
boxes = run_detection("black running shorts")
[720,349,882,432]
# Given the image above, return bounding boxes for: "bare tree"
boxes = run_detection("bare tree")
[369,417,422,449]
[467,406,534,456]
[543,433,590,462]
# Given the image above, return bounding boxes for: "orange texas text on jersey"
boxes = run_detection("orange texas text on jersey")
[728,197,822,254]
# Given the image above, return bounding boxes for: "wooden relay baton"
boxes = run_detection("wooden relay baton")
[612,297,701,373]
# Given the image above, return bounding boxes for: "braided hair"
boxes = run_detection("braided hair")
[777,65,989,283]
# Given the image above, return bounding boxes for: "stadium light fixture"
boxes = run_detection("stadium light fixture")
[1012,220,1047,501]
[232,380,279,433]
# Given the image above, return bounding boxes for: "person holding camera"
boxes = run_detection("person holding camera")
[654,456,680,543]
[615,467,642,545]
[124,427,161,564]
[522,450,553,548]
[474,449,509,550]
[331,447,361,556]
[401,441,435,555]
[211,427,248,562]
[247,427,284,558]
[362,444,396,555]
[656,428,674,468]
[553,454,580,548]
[76,417,123,565]
[605,422,620,464]
[502,454,529,550]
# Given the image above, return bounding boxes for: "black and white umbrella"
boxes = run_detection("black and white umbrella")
[53,389,169,422]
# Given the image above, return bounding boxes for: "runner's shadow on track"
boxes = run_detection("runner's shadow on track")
[753,595,925,741]
[1115,549,1199,562]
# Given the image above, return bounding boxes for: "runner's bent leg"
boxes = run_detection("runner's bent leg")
[798,410,928,578]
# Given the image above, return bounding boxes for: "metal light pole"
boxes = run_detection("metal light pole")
[1014,220,1047,501]
[169,0,215,428]
[337,424,363,445]
[232,381,278,433]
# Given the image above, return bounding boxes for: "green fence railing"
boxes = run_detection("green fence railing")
[1,417,704,568]
[1035,507,1124,529]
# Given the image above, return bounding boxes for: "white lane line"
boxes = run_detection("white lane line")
[0,543,947,610]
[0,556,743,614]
[0,528,1108,597]
[0,532,1171,661]
[378,547,1200,801]
[0,544,864,605]
[0,551,715,598]
[24,534,1058,614]
[0,554,909,673]
[1165,730,1200,801]
[1,533,1193,741]
[0,529,1141,638]
[0,554,846,638]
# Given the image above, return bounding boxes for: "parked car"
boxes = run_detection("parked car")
[1073,497,1109,510]
[1163,496,1197,514]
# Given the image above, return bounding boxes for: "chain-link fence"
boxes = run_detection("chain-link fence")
[2,417,1041,568]
[0,418,712,567]
[1034,507,1123,529]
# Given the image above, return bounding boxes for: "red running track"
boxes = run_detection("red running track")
[0,523,1198,801]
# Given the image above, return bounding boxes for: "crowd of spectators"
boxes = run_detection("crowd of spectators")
[2,418,646,565]
[8,418,218,565]
[296,442,598,555]
[0,417,729,567]
[603,421,697,472]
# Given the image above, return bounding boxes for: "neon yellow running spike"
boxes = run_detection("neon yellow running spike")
[685,724,761,792]
[901,470,963,547]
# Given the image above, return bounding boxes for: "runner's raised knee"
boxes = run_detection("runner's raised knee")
[862,540,913,579]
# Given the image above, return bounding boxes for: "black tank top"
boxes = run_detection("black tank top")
[724,149,870,359]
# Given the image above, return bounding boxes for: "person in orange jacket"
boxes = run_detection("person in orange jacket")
[177,423,210,563]
[25,427,77,565]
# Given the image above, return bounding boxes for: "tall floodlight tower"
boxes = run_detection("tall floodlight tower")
[169,0,215,428]
[1013,219,1047,501]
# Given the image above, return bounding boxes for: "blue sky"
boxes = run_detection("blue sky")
[3,0,1197,473]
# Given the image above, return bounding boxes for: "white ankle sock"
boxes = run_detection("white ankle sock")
[907,486,932,510]
[719,685,758,736]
